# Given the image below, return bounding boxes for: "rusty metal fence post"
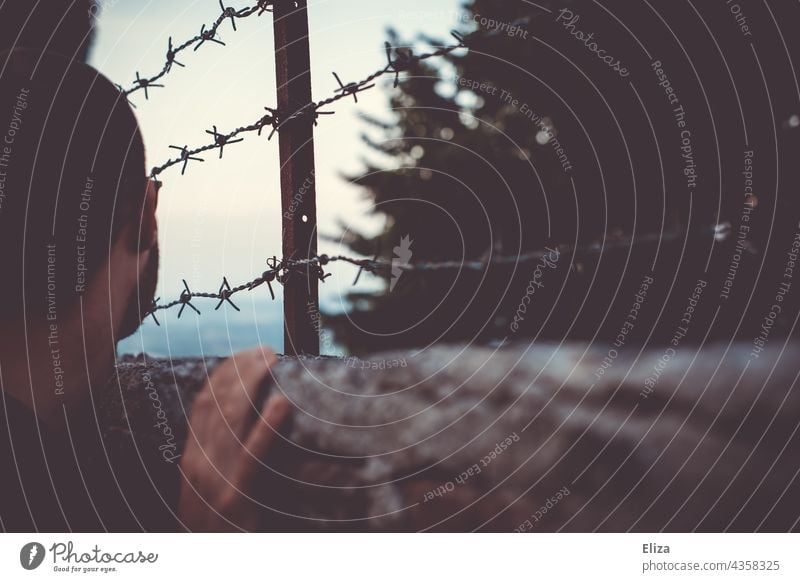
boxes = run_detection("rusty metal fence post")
[272,0,320,355]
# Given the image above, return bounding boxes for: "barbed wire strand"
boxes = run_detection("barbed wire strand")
[147,13,534,178]
[120,1,275,103]
[145,230,714,322]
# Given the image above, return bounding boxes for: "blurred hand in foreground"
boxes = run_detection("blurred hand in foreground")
[178,347,290,531]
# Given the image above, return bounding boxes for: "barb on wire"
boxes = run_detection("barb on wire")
[195,23,226,51]
[165,37,184,72]
[178,280,202,318]
[215,277,241,311]
[384,42,415,88]
[133,71,163,101]
[450,30,467,46]
[257,0,275,15]
[259,107,281,140]
[206,125,244,158]
[354,242,381,286]
[332,71,374,104]
[219,0,251,31]
[168,145,205,175]
[308,108,335,127]
[148,299,161,325]
[248,257,280,300]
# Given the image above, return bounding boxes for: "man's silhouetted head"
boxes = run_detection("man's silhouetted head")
[0,49,157,338]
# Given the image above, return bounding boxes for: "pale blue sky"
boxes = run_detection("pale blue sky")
[93,0,461,355]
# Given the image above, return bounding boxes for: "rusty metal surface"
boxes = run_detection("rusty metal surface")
[273,0,319,355]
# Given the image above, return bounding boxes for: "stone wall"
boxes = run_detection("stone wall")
[99,343,800,531]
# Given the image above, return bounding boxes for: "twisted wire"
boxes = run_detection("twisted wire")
[146,229,700,322]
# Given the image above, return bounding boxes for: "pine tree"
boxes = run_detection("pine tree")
[330,0,568,352]
[330,0,798,353]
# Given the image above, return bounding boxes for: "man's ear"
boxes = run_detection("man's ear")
[136,179,159,252]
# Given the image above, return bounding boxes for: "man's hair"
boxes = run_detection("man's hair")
[0,0,95,61]
[0,49,146,322]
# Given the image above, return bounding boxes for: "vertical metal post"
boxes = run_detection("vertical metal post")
[272,0,319,355]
